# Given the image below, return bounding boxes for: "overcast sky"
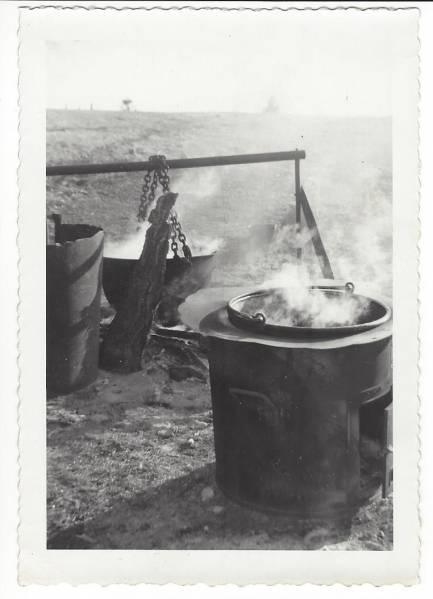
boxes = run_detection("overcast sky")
[46,9,413,116]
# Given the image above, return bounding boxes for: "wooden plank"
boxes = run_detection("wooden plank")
[295,159,302,262]
[100,192,177,373]
[298,187,335,279]
[382,402,393,498]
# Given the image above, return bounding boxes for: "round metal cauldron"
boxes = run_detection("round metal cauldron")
[227,285,391,338]
[47,224,104,395]
[103,254,216,311]
[195,285,392,519]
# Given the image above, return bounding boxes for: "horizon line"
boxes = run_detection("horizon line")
[46,107,392,119]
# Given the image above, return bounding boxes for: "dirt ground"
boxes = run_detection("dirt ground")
[47,320,392,551]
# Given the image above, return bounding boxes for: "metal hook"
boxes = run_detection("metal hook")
[252,312,266,326]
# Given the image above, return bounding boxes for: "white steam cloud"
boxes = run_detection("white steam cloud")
[253,263,369,328]
[104,221,222,259]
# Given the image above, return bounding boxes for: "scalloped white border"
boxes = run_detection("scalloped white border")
[16,2,420,586]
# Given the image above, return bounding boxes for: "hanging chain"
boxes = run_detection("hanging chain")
[137,154,191,262]
[137,171,151,222]
[137,155,167,222]
[169,211,192,261]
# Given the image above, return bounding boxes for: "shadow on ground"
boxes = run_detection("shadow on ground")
[48,462,358,550]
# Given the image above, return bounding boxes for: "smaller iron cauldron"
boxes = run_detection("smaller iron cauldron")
[103,253,216,311]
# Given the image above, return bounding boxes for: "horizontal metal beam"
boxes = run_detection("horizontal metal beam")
[46,150,306,177]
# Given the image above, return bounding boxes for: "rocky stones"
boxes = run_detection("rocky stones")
[363,540,384,551]
[143,388,173,409]
[89,413,111,424]
[157,428,172,439]
[179,438,196,452]
[145,336,208,384]
[303,527,332,549]
[168,365,207,382]
[201,487,215,502]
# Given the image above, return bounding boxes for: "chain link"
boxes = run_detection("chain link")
[137,170,153,222]
[137,154,191,263]
[169,211,192,262]
[137,155,169,222]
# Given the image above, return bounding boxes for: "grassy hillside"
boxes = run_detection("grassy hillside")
[46,109,392,295]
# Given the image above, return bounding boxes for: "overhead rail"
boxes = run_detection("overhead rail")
[46,150,306,177]
[46,148,333,278]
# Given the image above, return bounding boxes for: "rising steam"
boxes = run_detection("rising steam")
[249,263,370,328]
[104,168,223,259]
[103,142,391,330]
[104,221,222,259]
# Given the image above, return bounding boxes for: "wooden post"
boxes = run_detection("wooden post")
[298,188,335,280]
[382,403,393,498]
[100,192,178,373]
[52,213,62,243]
[294,157,302,263]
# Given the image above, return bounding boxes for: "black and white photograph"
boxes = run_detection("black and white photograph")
[14,2,420,586]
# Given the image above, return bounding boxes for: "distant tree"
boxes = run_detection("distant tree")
[122,98,133,112]
[263,96,279,114]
